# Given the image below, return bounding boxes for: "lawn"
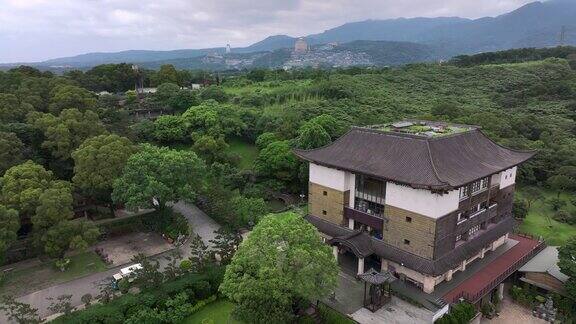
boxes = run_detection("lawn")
[225,137,259,170]
[0,251,107,296]
[518,189,576,246]
[182,299,243,324]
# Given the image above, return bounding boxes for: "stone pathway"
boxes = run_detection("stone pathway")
[481,298,546,324]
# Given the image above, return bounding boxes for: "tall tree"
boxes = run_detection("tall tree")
[220,212,338,324]
[28,109,107,160]
[0,93,34,123]
[0,205,20,263]
[296,122,331,150]
[112,144,206,210]
[72,134,137,201]
[48,85,97,114]
[0,132,24,175]
[254,140,300,183]
[0,161,58,216]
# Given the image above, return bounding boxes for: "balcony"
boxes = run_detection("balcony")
[344,206,384,229]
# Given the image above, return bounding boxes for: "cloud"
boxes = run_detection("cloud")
[0,0,535,62]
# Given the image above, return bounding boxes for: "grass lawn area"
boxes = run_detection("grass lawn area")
[0,251,107,296]
[225,137,259,170]
[170,138,258,171]
[182,299,243,324]
[518,189,576,246]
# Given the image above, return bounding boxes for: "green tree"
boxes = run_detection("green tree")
[28,109,107,160]
[522,186,541,209]
[255,140,300,182]
[431,101,462,119]
[181,100,244,137]
[155,83,180,103]
[153,65,179,85]
[296,122,331,149]
[230,195,268,227]
[255,132,279,149]
[308,114,347,139]
[0,161,58,216]
[547,175,572,198]
[0,205,20,263]
[209,228,242,265]
[130,253,164,290]
[191,134,228,164]
[558,237,576,299]
[0,132,24,175]
[168,90,199,113]
[42,220,100,259]
[513,198,529,219]
[48,85,97,114]
[112,144,206,210]
[200,86,229,103]
[188,234,213,272]
[153,115,187,143]
[0,93,33,122]
[32,183,74,234]
[220,212,338,324]
[72,134,137,201]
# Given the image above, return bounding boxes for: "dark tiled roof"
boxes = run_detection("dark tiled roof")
[306,214,515,276]
[294,127,535,190]
[328,231,374,258]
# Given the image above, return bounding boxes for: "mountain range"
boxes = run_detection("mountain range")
[2,0,575,70]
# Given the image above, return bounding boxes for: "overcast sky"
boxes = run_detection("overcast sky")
[0,0,537,63]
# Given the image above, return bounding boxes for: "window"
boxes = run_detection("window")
[455,234,462,242]
[457,212,469,224]
[459,186,469,200]
[468,224,481,237]
[323,191,328,196]
[322,210,327,215]
[406,216,412,223]
[404,239,410,245]
[471,177,489,194]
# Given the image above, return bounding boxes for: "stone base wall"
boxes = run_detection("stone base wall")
[383,205,436,259]
[309,182,347,225]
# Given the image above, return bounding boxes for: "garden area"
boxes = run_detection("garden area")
[224,137,259,170]
[0,251,106,297]
[182,299,242,324]
[517,189,576,246]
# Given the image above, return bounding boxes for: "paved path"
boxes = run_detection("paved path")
[481,298,546,324]
[170,201,220,249]
[2,201,219,322]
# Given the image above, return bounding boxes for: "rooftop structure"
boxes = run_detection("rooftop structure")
[295,121,535,191]
[518,246,569,295]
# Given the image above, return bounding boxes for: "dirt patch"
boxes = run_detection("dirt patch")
[93,232,173,266]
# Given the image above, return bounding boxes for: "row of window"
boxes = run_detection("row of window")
[459,177,489,200]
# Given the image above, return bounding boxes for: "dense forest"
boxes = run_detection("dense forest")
[1,47,576,265]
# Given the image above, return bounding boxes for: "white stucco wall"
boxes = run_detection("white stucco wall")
[499,167,517,189]
[385,183,459,219]
[309,163,356,194]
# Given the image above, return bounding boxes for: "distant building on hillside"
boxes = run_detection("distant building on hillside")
[294,37,308,53]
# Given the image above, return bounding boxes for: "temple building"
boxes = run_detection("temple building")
[295,121,541,302]
[294,37,309,53]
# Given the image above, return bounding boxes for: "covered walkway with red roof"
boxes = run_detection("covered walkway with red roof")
[443,234,544,304]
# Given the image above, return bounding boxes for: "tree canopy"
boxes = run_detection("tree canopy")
[28,109,107,160]
[220,212,338,323]
[112,144,206,210]
[0,205,20,263]
[0,132,24,175]
[72,134,137,199]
